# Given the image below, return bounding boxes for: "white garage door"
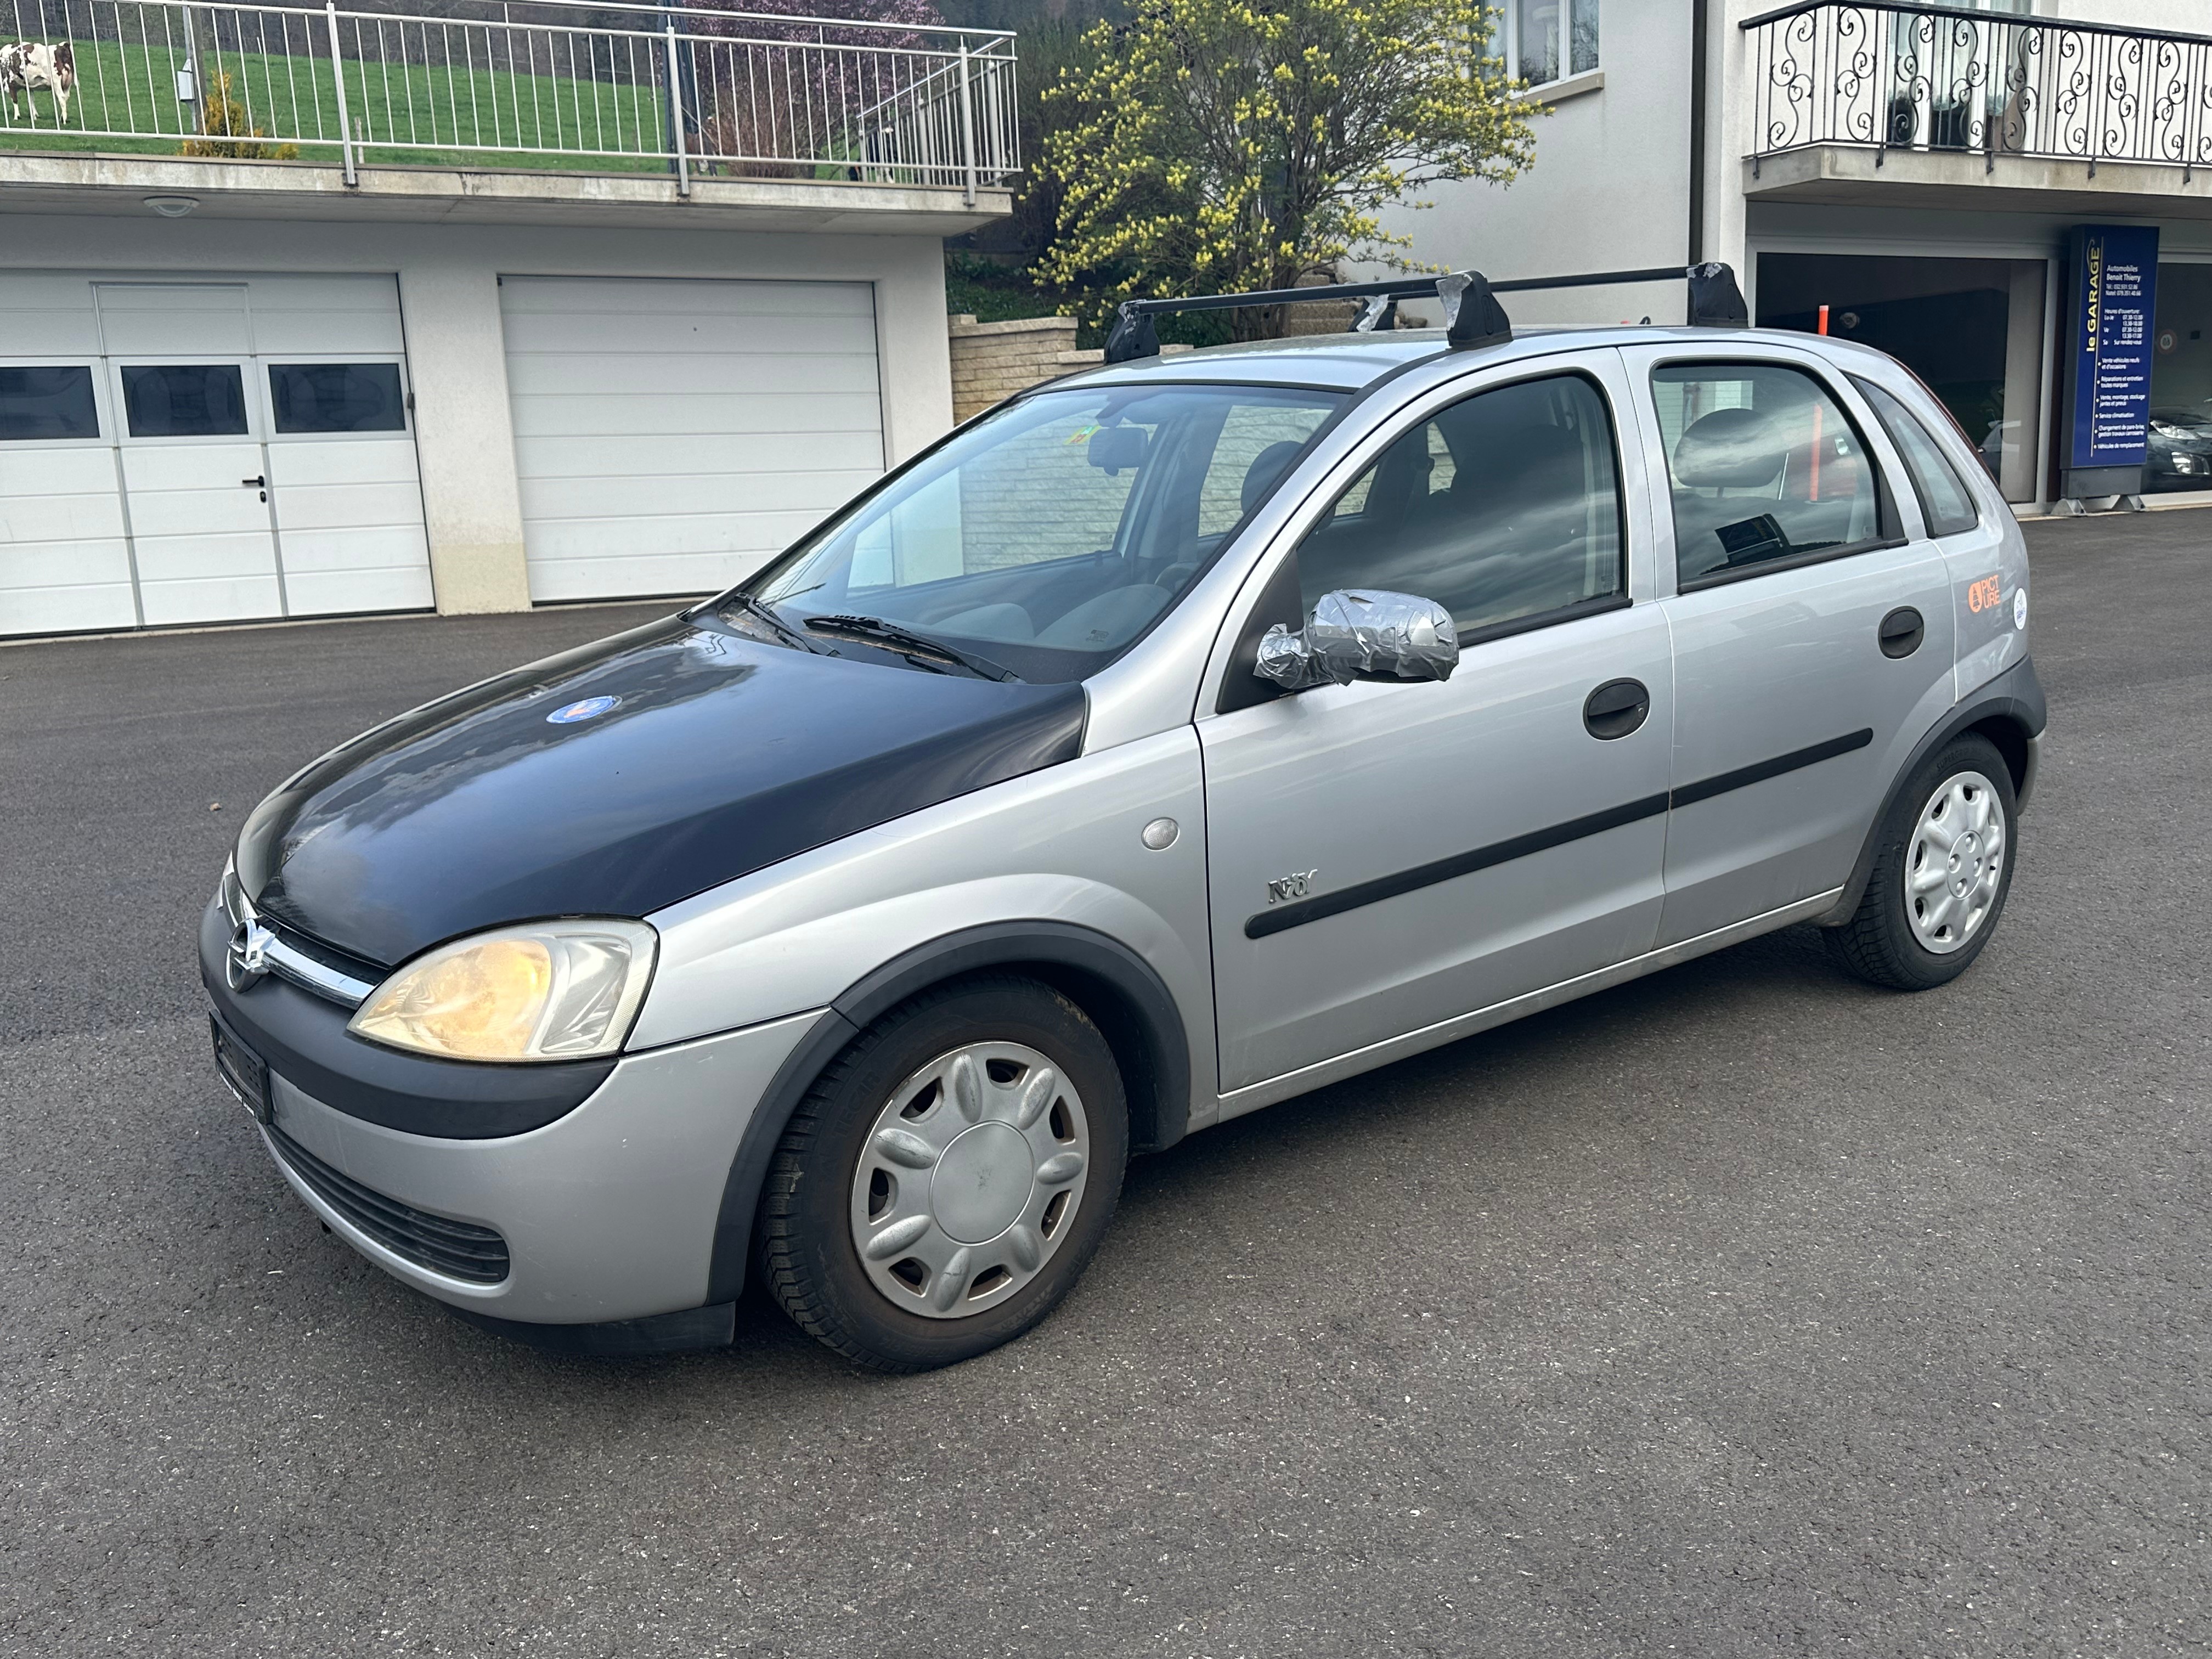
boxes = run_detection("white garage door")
[0,273,432,638]
[500,276,885,602]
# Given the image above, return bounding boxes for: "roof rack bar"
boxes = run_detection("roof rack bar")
[1099,261,1746,364]
[1497,261,1748,328]
[1118,274,1454,317]
[1489,265,1688,292]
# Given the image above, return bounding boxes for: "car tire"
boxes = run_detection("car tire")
[756,974,1129,1372]
[1825,731,2018,991]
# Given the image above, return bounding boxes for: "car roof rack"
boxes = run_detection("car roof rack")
[1101,261,1748,364]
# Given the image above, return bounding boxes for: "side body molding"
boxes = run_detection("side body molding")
[703,921,1192,1305]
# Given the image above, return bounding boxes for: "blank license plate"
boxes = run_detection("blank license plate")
[210,1013,272,1125]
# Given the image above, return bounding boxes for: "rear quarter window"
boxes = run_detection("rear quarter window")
[1852,376,1982,539]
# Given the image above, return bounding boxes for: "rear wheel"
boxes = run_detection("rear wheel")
[757,976,1128,1372]
[1826,732,2017,991]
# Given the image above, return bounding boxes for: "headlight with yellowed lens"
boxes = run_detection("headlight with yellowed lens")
[347,919,658,1063]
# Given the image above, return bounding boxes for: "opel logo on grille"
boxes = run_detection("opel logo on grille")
[227,918,276,992]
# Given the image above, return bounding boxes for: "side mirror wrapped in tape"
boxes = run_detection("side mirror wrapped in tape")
[1254,589,1460,690]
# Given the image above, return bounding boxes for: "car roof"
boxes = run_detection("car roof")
[1054,324,1893,396]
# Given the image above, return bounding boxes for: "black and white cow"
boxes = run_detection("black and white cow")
[1,41,76,125]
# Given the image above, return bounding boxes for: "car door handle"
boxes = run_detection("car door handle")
[241,475,266,488]
[1583,678,1651,740]
[1878,606,1925,658]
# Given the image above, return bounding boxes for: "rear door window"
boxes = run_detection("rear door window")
[1853,377,1980,538]
[1652,362,1884,584]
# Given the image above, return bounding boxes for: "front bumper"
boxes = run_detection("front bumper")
[251,1010,821,1324]
[201,896,826,1326]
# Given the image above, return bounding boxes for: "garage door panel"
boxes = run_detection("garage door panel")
[524,507,828,560]
[0,273,101,352]
[520,467,877,521]
[284,564,436,616]
[502,278,873,318]
[0,489,128,543]
[504,275,885,604]
[515,432,883,482]
[97,285,253,356]
[3,273,431,637]
[138,573,285,627]
[0,538,133,589]
[121,443,267,495]
[501,311,879,358]
[277,523,432,574]
[247,276,410,354]
[0,448,119,496]
[504,350,881,399]
[0,580,138,634]
[123,490,276,539]
[508,391,882,441]
[527,548,787,604]
[268,438,421,487]
[132,531,284,584]
[274,479,428,533]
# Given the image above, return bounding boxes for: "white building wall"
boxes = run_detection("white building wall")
[0,215,953,617]
[1374,0,1699,324]
[1393,0,2211,323]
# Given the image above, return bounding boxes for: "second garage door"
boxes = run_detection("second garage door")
[501,276,886,603]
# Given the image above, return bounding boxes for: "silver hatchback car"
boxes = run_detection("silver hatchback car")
[204,268,2042,1370]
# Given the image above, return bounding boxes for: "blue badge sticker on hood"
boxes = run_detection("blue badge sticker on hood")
[547,695,619,724]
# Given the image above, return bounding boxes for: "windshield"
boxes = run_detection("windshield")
[728,383,1345,683]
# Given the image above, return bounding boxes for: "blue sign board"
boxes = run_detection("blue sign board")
[2067,224,2159,470]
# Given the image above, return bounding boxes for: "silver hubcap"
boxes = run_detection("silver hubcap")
[1906,768,2005,955]
[849,1042,1090,1319]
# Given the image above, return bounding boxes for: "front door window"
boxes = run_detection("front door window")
[1298,371,1623,632]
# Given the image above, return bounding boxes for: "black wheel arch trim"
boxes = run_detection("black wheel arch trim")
[704,921,1194,1305]
[1815,654,2046,928]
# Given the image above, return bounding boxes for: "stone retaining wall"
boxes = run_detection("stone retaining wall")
[948,314,1102,421]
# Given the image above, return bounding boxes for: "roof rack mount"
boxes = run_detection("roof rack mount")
[1101,261,1748,364]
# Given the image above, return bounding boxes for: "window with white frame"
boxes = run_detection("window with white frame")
[1515,0,1598,87]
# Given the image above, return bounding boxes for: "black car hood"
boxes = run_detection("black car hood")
[236,613,1088,968]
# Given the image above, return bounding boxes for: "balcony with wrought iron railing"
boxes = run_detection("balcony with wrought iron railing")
[1740,2,2212,207]
[0,0,1017,215]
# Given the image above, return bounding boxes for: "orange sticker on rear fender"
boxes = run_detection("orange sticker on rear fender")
[1968,575,2003,613]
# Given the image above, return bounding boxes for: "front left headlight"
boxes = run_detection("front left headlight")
[348,919,658,1063]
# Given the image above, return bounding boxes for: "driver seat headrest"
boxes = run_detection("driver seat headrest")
[1240,440,1306,514]
[1674,407,1786,490]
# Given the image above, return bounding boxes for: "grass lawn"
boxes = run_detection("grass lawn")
[0,33,846,177]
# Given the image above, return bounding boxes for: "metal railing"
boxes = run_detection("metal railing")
[0,0,1017,193]
[1742,1,2212,173]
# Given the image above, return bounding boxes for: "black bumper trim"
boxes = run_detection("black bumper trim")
[269,1122,510,1284]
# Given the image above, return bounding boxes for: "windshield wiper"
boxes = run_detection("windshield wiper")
[804,614,1021,682]
[726,593,824,654]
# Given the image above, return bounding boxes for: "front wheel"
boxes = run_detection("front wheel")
[1825,731,2018,991]
[756,976,1128,1372]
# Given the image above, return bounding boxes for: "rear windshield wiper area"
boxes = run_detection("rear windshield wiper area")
[803,614,1022,682]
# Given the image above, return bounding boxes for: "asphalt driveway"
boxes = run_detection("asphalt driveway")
[3,511,2208,1657]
